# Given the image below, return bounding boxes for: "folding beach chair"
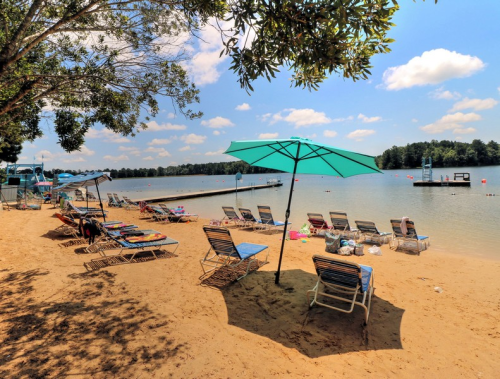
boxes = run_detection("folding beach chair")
[257,205,290,233]
[307,213,332,236]
[92,229,180,263]
[389,218,430,255]
[238,207,261,229]
[122,196,139,209]
[307,255,374,324]
[87,191,98,202]
[201,226,269,281]
[63,201,108,218]
[74,189,85,201]
[158,204,198,222]
[222,206,245,226]
[354,220,391,245]
[329,211,359,240]
[113,193,127,207]
[107,193,120,207]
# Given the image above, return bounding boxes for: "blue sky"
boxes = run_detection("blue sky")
[14,0,500,170]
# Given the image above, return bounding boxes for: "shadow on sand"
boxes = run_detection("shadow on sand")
[0,269,183,378]
[202,268,404,358]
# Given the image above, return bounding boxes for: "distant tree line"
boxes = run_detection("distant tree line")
[376,139,500,169]
[39,161,280,180]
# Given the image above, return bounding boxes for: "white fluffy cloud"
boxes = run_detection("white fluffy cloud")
[213,130,221,136]
[143,120,187,131]
[158,150,172,157]
[143,156,154,161]
[201,116,235,128]
[180,133,207,144]
[205,149,224,156]
[62,157,86,163]
[382,49,485,90]
[86,128,131,143]
[259,133,279,139]
[358,114,382,123]
[453,127,476,134]
[420,112,482,134]
[449,97,498,112]
[236,103,251,111]
[148,138,172,146]
[103,154,129,162]
[346,129,376,141]
[118,146,140,156]
[270,108,331,128]
[429,87,461,100]
[323,130,338,138]
[182,20,230,85]
[144,146,171,157]
[179,146,193,151]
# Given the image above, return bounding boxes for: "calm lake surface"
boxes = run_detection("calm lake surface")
[98,166,500,260]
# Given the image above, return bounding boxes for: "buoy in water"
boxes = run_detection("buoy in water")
[410,176,414,180]
[148,184,151,186]
[481,179,487,183]
[295,179,299,182]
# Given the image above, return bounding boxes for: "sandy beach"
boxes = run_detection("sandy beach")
[0,203,499,378]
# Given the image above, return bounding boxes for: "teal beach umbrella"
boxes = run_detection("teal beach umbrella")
[224,137,382,284]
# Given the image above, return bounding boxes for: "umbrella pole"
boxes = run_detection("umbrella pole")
[94,178,106,221]
[275,150,301,285]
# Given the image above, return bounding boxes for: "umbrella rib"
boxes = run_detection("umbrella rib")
[228,141,297,165]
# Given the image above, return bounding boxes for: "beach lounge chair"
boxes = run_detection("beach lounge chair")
[91,229,180,263]
[107,193,120,207]
[238,207,261,229]
[329,211,359,240]
[63,201,108,218]
[307,255,374,324]
[122,196,139,209]
[158,204,198,222]
[87,191,98,202]
[354,220,391,245]
[222,206,245,226]
[389,218,430,255]
[307,213,332,236]
[113,193,128,207]
[201,226,269,281]
[74,189,85,201]
[257,205,290,233]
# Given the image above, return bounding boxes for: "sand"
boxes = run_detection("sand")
[0,203,499,378]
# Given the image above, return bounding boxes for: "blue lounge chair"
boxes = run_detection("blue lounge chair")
[63,201,108,218]
[222,206,245,226]
[389,219,430,255]
[257,205,290,233]
[92,229,180,263]
[201,226,269,281]
[307,255,374,324]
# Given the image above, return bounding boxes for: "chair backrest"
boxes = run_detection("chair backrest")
[329,211,351,231]
[107,193,115,202]
[390,219,418,240]
[239,208,257,222]
[312,255,363,292]
[355,220,380,235]
[257,205,275,225]
[222,206,239,219]
[113,193,122,203]
[203,226,241,259]
[307,213,328,228]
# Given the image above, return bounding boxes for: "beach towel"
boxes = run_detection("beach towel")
[400,216,410,236]
[125,233,167,243]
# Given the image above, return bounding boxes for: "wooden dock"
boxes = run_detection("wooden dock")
[134,182,283,203]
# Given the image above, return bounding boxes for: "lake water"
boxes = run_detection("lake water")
[97,166,500,260]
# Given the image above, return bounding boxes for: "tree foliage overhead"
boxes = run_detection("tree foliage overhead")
[376,139,500,169]
[1,0,434,163]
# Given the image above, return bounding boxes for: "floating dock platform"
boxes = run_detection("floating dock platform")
[413,172,471,187]
[135,182,283,203]
[413,180,471,187]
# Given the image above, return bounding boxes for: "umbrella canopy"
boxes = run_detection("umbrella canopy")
[53,172,112,220]
[224,137,382,284]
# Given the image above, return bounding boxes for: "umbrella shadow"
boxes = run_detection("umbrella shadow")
[216,269,404,358]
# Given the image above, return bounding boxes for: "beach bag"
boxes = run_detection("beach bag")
[325,232,341,254]
[338,246,354,256]
[299,223,311,237]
